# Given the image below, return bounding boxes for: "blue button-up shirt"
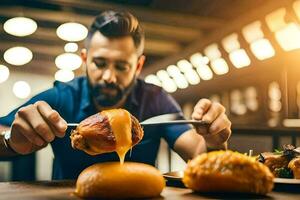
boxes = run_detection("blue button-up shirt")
[0,77,191,179]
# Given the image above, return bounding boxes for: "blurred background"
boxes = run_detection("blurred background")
[1,0,300,181]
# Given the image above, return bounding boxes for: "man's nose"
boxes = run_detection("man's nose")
[102,67,117,83]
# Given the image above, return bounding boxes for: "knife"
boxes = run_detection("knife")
[67,113,209,127]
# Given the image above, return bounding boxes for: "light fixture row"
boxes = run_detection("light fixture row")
[146,1,300,93]
[2,16,88,84]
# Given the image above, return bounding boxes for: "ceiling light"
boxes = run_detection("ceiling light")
[190,53,210,67]
[294,0,300,20]
[242,21,265,43]
[55,53,82,70]
[269,100,282,112]
[0,65,9,83]
[157,70,177,93]
[4,17,37,37]
[55,70,75,82]
[196,65,213,80]
[265,8,287,32]
[64,43,78,52]
[4,46,33,66]
[204,44,221,60]
[144,74,162,87]
[157,70,171,80]
[13,81,31,99]
[161,79,177,93]
[211,58,229,75]
[222,33,240,53]
[229,49,251,68]
[56,22,88,42]
[183,69,200,85]
[275,23,300,51]
[268,82,281,101]
[167,65,188,89]
[177,59,193,72]
[250,38,275,60]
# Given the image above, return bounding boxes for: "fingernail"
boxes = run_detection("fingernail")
[36,138,44,146]
[59,121,67,131]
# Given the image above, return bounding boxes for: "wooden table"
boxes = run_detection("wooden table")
[0,180,299,199]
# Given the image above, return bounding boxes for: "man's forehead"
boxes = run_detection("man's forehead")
[89,32,137,56]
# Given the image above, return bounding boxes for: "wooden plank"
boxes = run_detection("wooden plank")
[0,180,299,199]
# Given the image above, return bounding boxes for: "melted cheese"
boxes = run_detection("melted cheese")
[102,109,132,164]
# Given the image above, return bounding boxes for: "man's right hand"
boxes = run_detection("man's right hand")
[9,101,67,155]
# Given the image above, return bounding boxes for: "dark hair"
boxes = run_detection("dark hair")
[85,10,145,56]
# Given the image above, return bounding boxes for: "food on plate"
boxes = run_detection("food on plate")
[258,144,300,179]
[288,157,300,179]
[70,109,143,163]
[75,162,165,199]
[183,150,274,195]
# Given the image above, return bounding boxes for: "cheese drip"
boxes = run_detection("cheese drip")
[102,109,132,164]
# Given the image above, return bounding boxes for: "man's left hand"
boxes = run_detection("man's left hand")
[192,98,231,149]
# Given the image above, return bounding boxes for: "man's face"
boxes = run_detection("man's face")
[82,32,144,108]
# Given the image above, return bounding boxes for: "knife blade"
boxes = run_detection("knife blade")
[67,113,209,127]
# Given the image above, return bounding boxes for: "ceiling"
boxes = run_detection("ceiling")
[0,0,269,77]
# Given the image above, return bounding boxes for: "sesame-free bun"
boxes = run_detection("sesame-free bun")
[183,150,274,195]
[75,162,165,199]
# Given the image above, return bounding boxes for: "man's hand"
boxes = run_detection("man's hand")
[9,101,67,155]
[192,98,231,150]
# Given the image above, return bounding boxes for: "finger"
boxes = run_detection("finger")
[192,99,212,120]
[208,113,231,135]
[18,105,56,143]
[201,102,225,123]
[35,101,67,137]
[205,127,231,146]
[13,114,46,146]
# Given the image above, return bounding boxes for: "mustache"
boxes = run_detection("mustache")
[93,82,122,91]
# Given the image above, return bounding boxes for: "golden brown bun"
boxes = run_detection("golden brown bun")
[183,150,274,195]
[288,157,300,179]
[75,162,165,199]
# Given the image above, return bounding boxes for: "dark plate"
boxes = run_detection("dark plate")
[163,171,300,191]
[163,171,185,188]
[274,178,300,184]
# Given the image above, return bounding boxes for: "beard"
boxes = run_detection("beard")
[87,74,136,108]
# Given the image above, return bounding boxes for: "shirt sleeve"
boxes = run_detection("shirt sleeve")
[155,90,192,149]
[0,87,59,127]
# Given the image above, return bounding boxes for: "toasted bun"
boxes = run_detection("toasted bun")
[183,150,274,195]
[75,162,165,199]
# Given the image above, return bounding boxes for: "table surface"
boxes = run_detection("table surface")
[0,180,299,200]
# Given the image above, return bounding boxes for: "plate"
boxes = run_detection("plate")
[163,171,184,180]
[163,171,300,185]
[163,171,185,187]
[274,178,300,184]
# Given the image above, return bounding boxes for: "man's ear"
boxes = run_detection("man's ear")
[81,49,88,72]
[135,55,146,76]
[81,48,87,62]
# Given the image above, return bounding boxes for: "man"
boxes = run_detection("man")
[0,11,231,179]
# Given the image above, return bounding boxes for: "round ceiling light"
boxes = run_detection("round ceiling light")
[56,22,88,42]
[64,42,78,52]
[55,69,75,82]
[13,81,31,99]
[4,17,37,37]
[55,53,82,70]
[4,46,33,66]
[0,65,10,83]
